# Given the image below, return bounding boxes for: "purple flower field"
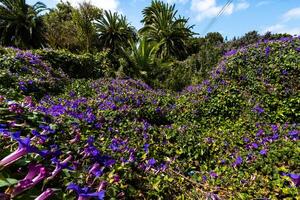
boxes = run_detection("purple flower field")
[0,36,299,199]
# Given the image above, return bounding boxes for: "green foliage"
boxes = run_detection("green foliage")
[139,0,194,60]
[0,0,47,48]
[164,33,224,91]
[71,2,102,52]
[226,30,261,50]
[43,1,81,52]
[95,10,137,55]
[35,49,113,79]
[124,38,162,79]
[0,37,299,200]
[0,47,67,99]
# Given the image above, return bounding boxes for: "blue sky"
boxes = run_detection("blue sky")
[28,0,300,39]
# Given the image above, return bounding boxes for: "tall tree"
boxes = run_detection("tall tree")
[95,10,137,55]
[72,2,102,52]
[43,1,80,51]
[0,0,47,48]
[139,0,194,60]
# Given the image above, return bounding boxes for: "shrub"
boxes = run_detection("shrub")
[0,36,299,200]
[0,47,68,100]
[35,49,113,79]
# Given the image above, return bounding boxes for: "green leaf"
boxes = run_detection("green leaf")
[0,178,18,187]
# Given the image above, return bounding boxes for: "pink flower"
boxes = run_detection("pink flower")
[10,164,47,197]
[35,188,54,200]
[47,155,73,180]
[0,133,39,168]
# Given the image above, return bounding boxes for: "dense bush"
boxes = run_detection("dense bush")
[0,36,299,199]
[0,47,68,100]
[35,49,113,79]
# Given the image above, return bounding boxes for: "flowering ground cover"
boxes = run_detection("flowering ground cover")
[0,36,299,199]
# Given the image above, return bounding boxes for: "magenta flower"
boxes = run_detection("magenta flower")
[209,171,218,178]
[0,133,39,168]
[88,163,103,177]
[47,155,73,180]
[10,164,47,197]
[281,173,300,187]
[289,174,300,187]
[8,103,23,114]
[113,174,120,183]
[70,132,81,144]
[35,188,54,200]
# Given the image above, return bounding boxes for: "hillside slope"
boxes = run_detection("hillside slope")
[0,37,299,199]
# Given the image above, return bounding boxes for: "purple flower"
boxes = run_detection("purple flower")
[289,174,300,187]
[47,155,73,180]
[221,159,227,164]
[251,142,259,149]
[148,158,156,166]
[253,105,264,114]
[109,138,127,152]
[48,105,66,117]
[11,164,47,198]
[233,156,243,167]
[288,130,299,138]
[203,79,210,85]
[207,87,213,93]
[271,124,278,133]
[209,171,218,178]
[272,133,279,140]
[265,46,271,57]
[31,130,48,144]
[35,188,54,200]
[224,49,237,57]
[260,149,267,155]
[256,129,264,137]
[143,143,150,153]
[67,183,105,200]
[281,69,288,75]
[243,137,250,143]
[87,136,95,146]
[113,175,120,183]
[8,103,23,114]
[88,163,103,177]
[0,133,39,168]
[282,173,300,187]
[0,124,10,137]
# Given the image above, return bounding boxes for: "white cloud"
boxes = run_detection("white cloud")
[263,24,300,35]
[282,7,300,22]
[263,7,300,36]
[256,1,270,7]
[165,0,189,4]
[63,0,119,11]
[236,0,249,11]
[191,0,249,22]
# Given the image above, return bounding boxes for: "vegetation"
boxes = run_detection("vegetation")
[0,0,47,48]
[0,0,299,200]
[139,0,194,60]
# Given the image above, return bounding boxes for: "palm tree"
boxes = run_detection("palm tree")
[126,37,160,78]
[139,0,194,60]
[124,37,172,86]
[95,10,137,55]
[0,0,47,48]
